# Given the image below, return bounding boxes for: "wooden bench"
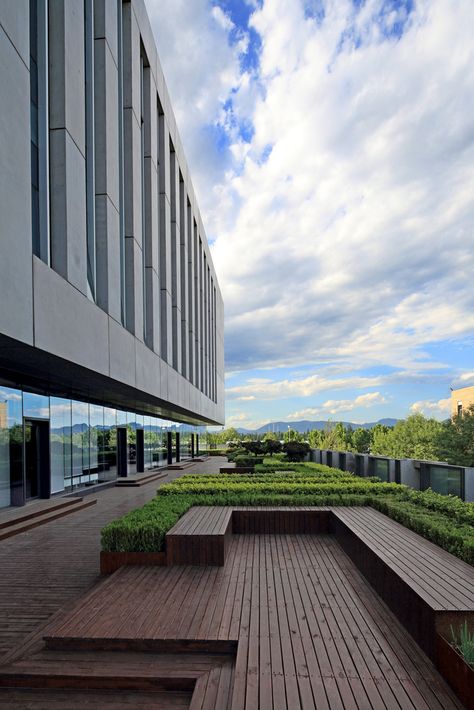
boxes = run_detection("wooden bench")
[168,504,474,661]
[332,506,474,659]
[166,506,233,566]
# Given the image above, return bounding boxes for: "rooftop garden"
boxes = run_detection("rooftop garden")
[101,459,474,564]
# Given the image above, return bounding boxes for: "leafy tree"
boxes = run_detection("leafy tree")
[282,441,310,462]
[349,427,371,453]
[262,431,279,442]
[369,424,392,454]
[308,428,323,449]
[436,405,474,466]
[370,414,442,460]
[263,439,282,456]
[283,428,299,443]
[242,440,265,456]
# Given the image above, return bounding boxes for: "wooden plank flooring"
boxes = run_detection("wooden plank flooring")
[0,458,226,660]
[40,535,462,709]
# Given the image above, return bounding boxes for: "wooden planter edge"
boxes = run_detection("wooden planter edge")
[100,550,167,574]
[435,632,474,710]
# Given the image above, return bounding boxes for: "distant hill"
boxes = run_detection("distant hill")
[235,418,398,435]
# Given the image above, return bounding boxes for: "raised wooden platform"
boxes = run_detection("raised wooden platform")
[25,535,463,709]
[0,497,97,541]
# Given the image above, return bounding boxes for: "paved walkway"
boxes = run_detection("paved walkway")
[0,457,225,660]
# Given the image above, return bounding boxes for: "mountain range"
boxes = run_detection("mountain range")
[234,419,398,435]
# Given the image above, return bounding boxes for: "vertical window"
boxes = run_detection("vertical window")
[84,0,96,300]
[117,0,126,325]
[30,0,49,262]
[170,139,178,370]
[140,54,147,342]
[187,200,193,384]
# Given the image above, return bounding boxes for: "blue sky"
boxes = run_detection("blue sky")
[145,0,474,429]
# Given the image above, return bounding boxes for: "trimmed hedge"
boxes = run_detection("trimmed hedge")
[100,465,474,565]
[101,492,372,552]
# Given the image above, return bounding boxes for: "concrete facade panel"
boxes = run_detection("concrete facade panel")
[33,257,109,376]
[0,0,29,66]
[49,129,88,295]
[0,24,33,345]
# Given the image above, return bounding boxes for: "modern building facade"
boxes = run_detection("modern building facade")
[0,0,224,508]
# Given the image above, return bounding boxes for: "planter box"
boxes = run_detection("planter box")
[435,632,474,710]
[100,551,166,574]
[219,466,253,474]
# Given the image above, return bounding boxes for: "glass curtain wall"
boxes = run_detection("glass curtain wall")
[0,384,207,507]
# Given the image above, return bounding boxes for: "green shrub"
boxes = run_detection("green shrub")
[226,447,247,462]
[450,621,474,667]
[233,455,264,467]
[370,496,474,565]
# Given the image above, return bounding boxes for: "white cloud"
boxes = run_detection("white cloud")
[287,391,387,419]
[146,0,474,381]
[452,372,474,388]
[409,397,451,419]
[225,412,265,429]
[226,368,435,401]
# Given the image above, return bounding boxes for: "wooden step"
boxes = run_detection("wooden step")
[44,636,238,655]
[0,497,82,531]
[115,470,168,487]
[0,688,192,708]
[0,498,97,541]
[167,461,196,470]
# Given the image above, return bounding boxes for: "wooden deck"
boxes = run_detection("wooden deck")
[0,533,462,709]
[0,495,471,708]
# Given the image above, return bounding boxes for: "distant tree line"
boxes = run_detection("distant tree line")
[208,406,474,467]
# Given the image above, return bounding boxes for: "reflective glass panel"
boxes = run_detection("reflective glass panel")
[89,404,103,484]
[374,458,389,482]
[50,397,71,493]
[179,428,192,460]
[102,407,117,481]
[127,412,137,474]
[429,465,462,497]
[0,387,23,507]
[71,400,90,486]
[23,391,49,419]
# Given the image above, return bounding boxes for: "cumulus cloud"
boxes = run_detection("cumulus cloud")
[147,0,474,391]
[287,391,387,419]
[452,372,474,388]
[226,368,437,401]
[225,412,265,429]
[409,397,451,419]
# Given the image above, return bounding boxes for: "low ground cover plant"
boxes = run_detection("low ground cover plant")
[101,463,474,564]
[450,621,474,668]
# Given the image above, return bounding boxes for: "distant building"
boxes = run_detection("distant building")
[451,386,474,417]
[0,402,6,429]
[0,0,224,508]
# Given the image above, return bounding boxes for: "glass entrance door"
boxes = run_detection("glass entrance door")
[24,419,50,500]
